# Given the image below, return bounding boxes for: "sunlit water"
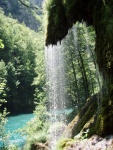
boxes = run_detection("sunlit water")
[45,43,67,123]
[0,114,34,148]
[45,43,70,149]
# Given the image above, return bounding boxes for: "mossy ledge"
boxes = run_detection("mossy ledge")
[63,94,98,138]
[45,0,94,46]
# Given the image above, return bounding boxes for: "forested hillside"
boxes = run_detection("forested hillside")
[0,0,43,31]
[0,0,45,114]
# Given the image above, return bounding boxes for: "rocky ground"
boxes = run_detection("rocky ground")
[65,135,113,150]
[32,135,113,150]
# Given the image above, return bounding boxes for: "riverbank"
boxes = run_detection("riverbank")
[0,114,34,149]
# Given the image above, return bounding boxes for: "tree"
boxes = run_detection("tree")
[0,10,45,113]
[0,60,9,149]
[0,0,43,31]
[62,23,98,113]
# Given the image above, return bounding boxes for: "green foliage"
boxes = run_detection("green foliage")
[61,23,98,113]
[34,103,49,130]
[90,1,113,136]
[0,88,9,149]
[0,60,7,106]
[0,0,43,31]
[56,138,74,150]
[45,0,55,11]
[0,60,10,149]
[32,30,46,105]
[25,102,49,134]
[6,145,18,150]
[95,87,113,136]
[0,108,8,136]
[23,130,47,149]
[0,144,18,150]
[21,102,49,149]
[0,39,4,49]
[0,61,7,104]
[0,9,45,113]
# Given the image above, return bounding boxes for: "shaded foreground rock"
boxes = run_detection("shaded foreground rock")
[31,142,49,150]
[65,135,113,150]
[63,94,98,138]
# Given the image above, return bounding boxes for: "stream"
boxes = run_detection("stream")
[0,113,34,148]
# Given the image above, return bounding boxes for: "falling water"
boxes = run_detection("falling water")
[45,42,67,149]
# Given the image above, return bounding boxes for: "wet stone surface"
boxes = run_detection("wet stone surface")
[66,135,113,150]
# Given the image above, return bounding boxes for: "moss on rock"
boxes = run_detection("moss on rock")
[63,94,98,138]
[45,0,94,46]
[97,88,113,136]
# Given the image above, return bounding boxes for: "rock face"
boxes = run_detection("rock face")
[31,142,49,150]
[63,94,98,138]
[45,0,113,136]
[45,0,94,46]
[65,135,113,150]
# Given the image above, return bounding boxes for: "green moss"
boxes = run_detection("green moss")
[45,0,69,45]
[72,97,97,137]
[63,95,98,138]
[92,2,113,137]
[94,2,113,77]
[88,87,113,136]
[45,0,94,45]
[81,116,95,136]
[56,138,74,150]
[88,115,102,136]
[99,88,113,136]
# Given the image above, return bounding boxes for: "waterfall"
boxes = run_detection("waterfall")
[45,42,67,149]
[45,23,103,149]
[45,42,67,123]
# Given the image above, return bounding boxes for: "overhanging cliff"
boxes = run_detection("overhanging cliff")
[45,0,113,82]
[45,0,94,46]
[45,0,113,136]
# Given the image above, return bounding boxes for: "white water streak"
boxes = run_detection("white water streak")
[45,42,67,149]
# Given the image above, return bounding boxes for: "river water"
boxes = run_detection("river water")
[0,113,34,148]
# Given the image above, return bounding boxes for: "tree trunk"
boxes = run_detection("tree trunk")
[69,51,80,110]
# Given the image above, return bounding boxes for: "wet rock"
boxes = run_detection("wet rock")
[65,135,113,150]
